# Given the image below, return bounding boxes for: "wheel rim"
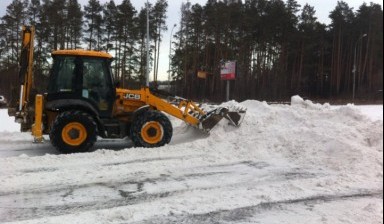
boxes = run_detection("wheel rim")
[141,121,163,144]
[61,122,88,146]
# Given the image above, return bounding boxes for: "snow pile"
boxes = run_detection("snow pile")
[0,109,20,132]
[0,96,382,224]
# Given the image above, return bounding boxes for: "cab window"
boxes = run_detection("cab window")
[49,56,77,93]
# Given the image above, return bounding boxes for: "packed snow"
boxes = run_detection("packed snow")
[0,96,382,224]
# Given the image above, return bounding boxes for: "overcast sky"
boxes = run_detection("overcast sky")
[1,0,383,80]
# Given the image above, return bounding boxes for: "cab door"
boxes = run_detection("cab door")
[81,58,115,118]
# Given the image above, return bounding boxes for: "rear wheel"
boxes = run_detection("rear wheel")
[50,111,98,153]
[130,110,172,148]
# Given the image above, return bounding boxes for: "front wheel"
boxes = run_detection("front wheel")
[50,111,98,153]
[130,110,172,148]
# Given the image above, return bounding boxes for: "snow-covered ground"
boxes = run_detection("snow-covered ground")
[0,96,382,224]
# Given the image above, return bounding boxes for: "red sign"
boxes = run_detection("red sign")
[220,61,236,80]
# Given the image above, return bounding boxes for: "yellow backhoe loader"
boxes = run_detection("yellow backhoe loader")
[8,26,246,153]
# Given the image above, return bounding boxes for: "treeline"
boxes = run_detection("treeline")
[0,0,383,103]
[172,0,383,102]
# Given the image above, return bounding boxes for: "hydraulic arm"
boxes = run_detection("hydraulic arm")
[8,26,35,126]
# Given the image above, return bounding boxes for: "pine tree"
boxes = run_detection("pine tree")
[1,0,29,65]
[28,0,41,26]
[83,0,103,50]
[66,0,83,49]
[329,1,355,97]
[354,3,383,99]
[152,0,168,84]
[103,0,117,53]
[115,0,137,86]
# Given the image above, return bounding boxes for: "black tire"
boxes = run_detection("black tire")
[49,111,98,153]
[130,110,172,148]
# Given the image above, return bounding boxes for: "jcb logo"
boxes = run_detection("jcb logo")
[124,93,141,100]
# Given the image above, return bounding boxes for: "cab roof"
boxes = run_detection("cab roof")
[51,49,113,59]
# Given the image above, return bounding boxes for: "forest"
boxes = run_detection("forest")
[0,0,383,103]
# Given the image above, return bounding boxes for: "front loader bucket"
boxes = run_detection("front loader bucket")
[199,107,228,132]
[199,106,246,132]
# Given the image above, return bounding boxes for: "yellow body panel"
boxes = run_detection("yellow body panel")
[114,88,202,127]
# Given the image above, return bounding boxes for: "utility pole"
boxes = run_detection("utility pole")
[352,33,367,102]
[168,24,177,82]
[146,0,150,87]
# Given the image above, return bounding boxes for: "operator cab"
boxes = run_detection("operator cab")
[47,50,115,118]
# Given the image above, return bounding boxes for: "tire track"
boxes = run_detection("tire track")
[131,191,383,224]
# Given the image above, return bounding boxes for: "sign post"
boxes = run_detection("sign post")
[226,80,230,101]
[220,61,236,101]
